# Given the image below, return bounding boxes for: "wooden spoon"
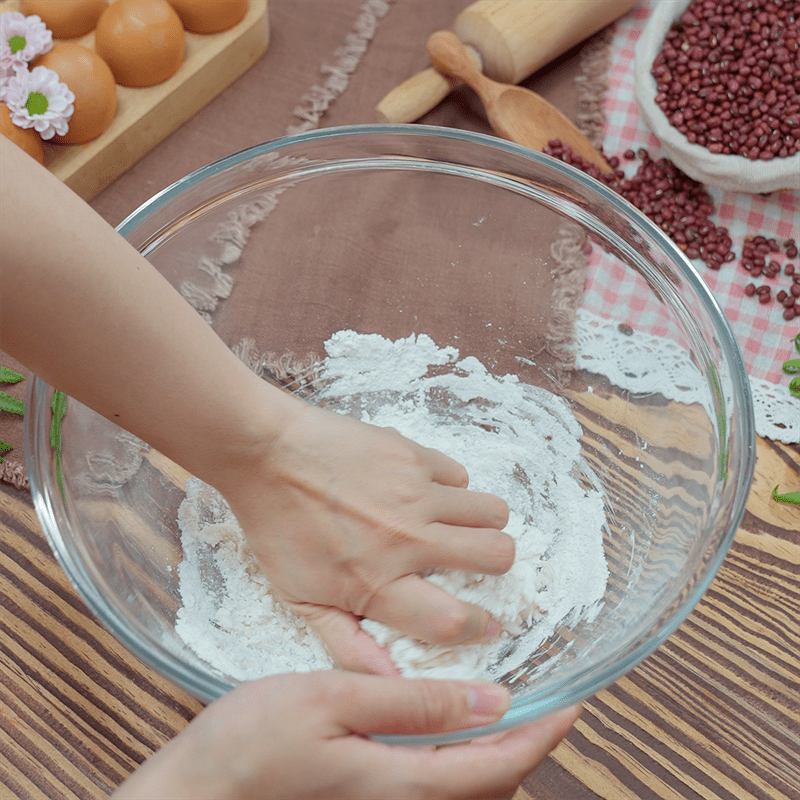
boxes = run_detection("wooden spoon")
[427,30,613,175]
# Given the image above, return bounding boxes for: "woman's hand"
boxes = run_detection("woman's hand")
[219,398,514,675]
[111,671,582,800]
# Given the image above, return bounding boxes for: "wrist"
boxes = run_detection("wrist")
[192,375,306,498]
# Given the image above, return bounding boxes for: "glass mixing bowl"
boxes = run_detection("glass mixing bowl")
[25,125,755,744]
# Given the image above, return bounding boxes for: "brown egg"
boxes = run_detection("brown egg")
[19,1,108,40]
[33,43,117,144]
[94,0,185,88]
[167,0,248,34]
[0,102,45,163]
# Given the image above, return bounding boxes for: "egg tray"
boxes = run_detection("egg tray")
[1,0,269,201]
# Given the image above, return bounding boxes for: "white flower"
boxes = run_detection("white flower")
[4,65,74,139]
[0,12,52,70]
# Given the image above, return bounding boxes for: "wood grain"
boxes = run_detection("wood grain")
[520,437,800,800]
[0,484,202,800]
[1,437,797,799]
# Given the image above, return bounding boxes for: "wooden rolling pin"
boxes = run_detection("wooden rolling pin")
[375,0,638,123]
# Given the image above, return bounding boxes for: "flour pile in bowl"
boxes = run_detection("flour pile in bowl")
[175,332,609,681]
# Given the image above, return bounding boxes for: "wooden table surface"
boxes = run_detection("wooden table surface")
[1,1,799,798]
[1,437,798,800]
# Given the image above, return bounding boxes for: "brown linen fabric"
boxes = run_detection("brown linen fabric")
[1,0,610,487]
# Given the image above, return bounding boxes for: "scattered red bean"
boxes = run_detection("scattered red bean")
[543,140,798,323]
[543,142,735,270]
[651,0,800,161]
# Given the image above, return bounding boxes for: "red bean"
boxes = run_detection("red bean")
[541,147,797,322]
[651,0,800,161]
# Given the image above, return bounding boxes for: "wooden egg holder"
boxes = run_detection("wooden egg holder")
[0,0,269,200]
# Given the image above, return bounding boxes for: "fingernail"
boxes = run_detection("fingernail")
[482,617,501,641]
[467,682,509,718]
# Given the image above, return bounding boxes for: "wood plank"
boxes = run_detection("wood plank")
[520,438,800,800]
[1,434,797,799]
[0,482,202,800]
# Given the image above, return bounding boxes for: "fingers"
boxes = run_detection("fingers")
[412,522,515,576]
[320,672,512,736]
[320,672,581,800]
[405,703,584,800]
[283,601,401,676]
[365,574,501,645]
[429,483,510,530]
[407,438,470,488]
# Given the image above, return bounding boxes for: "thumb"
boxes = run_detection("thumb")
[283,599,401,676]
[328,674,511,737]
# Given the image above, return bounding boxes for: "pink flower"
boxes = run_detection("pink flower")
[4,65,74,139]
[0,12,52,70]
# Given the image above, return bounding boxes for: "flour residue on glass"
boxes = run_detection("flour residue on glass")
[174,332,609,682]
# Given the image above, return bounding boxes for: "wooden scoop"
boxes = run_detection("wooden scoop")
[427,30,613,174]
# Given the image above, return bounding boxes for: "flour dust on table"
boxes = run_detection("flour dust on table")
[175,331,609,682]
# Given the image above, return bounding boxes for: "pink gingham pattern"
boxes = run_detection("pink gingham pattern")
[586,1,799,388]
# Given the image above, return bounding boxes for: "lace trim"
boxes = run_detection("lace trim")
[574,309,799,444]
[178,154,308,319]
[750,378,800,444]
[77,430,151,496]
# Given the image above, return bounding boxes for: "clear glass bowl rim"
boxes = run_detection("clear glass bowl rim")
[25,123,756,744]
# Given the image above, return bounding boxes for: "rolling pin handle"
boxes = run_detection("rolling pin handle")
[374,39,483,124]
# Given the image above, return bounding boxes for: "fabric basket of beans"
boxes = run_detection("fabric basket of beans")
[634,0,800,193]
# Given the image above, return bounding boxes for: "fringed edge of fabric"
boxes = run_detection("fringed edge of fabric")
[0,460,30,492]
[542,29,613,383]
[287,0,393,135]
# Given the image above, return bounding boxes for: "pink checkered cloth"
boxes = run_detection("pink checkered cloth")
[588,1,799,389]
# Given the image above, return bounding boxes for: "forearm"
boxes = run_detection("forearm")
[0,137,300,489]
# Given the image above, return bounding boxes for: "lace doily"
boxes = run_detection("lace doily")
[750,378,800,445]
[574,309,798,444]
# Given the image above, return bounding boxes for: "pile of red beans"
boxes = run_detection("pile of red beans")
[544,140,734,268]
[543,141,800,321]
[651,0,800,161]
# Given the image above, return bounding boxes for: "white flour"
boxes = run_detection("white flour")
[175,332,609,682]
